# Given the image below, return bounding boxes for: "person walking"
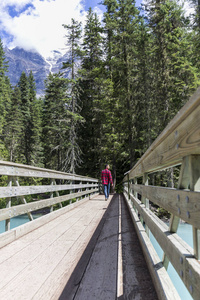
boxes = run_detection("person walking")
[101,164,113,201]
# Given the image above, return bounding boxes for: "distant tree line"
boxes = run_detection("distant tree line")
[0,0,200,186]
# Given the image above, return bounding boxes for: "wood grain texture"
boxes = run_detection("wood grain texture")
[129,193,200,300]
[124,193,180,300]
[0,195,110,300]
[0,160,98,181]
[0,183,98,198]
[131,183,200,229]
[0,189,98,221]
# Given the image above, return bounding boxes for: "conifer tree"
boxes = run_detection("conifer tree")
[0,39,11,158]
[4,86,23,162]
[78,8,106,177]
[103,0,140,171]
[28,71,44,166]
[43,73,70,171]
[18,71,43,166]
[145,0,199,133]
[18,71,31,164]
[62,18,83,173]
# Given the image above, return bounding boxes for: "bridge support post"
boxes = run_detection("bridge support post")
[134,177,138,215]
[142,173,150,237]
[163,155,200,268]
[13,177,34,221]
[5,176,12,231]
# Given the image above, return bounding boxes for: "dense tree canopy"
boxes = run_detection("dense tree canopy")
[0,0,199,186]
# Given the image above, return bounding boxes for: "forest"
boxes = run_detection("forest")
[0,0,200,187]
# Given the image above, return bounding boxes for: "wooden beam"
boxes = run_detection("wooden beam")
[0,161,98,182]
[0,183,98,198]
[128,193,200,300]
[0,189,98,222]
[124,193,181,300]
[131,184,200,229]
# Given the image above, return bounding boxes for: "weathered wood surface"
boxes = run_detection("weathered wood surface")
[131,183,200,229]
[0,188,98,221]
[128,191,200,300]
[124,193,181,300]
[0,194,158,300]
[59,194,158,300]
[0,160,98,181]
[0,183,98,198]
[124,87,200,180]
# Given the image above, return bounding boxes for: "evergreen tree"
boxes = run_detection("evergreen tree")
[145,0,199,133]
[4,86,23,162]
[43,72,70,171]
[78,8,106,177]
[0,39,11,158]
[28,71,44,166]
[18,71,43,166]
[103,0,140,173]
[62,19,83,173]
[18,71,31,164]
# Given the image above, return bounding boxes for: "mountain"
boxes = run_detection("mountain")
[4,47,68,96]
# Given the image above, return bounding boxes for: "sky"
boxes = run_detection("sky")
[0,0,192,59]
[0,0,141,58]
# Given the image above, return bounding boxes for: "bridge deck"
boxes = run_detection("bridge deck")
[0,194,158,300]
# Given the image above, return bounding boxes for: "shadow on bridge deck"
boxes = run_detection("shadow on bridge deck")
[60,194,158,300]
[0,194,158,300]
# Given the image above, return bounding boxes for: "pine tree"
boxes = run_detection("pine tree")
[62,19,83,173]
[145,0,199,133]
[103,0,140,171]
[78,8,106,177]
[28,71,44,166]
[43,72,70,171]
[0,39,11,158]
[18,71,43,166]
[18,71,31,164]
[4,86,23,162]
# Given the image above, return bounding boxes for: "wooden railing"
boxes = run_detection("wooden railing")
[123,87,200,300]
[0,161,98,236]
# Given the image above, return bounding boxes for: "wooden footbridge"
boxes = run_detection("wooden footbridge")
[1,87,200,300]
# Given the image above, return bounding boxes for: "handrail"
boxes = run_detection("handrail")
[0,161,98,234]
[123,87,200,300]
[124,86,200,180]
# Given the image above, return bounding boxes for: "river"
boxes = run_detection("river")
[150,223,193,300]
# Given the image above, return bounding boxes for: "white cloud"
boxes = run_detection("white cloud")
[0,0,97,58]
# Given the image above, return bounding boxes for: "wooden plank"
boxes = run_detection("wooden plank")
[124,194,180,300]
[125,87,200,180]
[129,193,200,300]
[0,189,98,222]
[0,183,98,198]
[131,184,200,229]
[35,198,111,300]
[0,195,109,299]
[0,160,98,182]
[0,194,99,249]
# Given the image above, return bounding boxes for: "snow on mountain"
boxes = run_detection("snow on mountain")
[4,47,69,96]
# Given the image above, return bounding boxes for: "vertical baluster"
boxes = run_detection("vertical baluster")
[5,176,12,231]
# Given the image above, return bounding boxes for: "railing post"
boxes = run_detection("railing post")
[13,177,33,221]
[134,177,138,215]
[5,176,12,231]
[163,155,200,268]
[142,173,149,236]
[50,179,54,212]
[128,173,130,200]
[189,155,200,260]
